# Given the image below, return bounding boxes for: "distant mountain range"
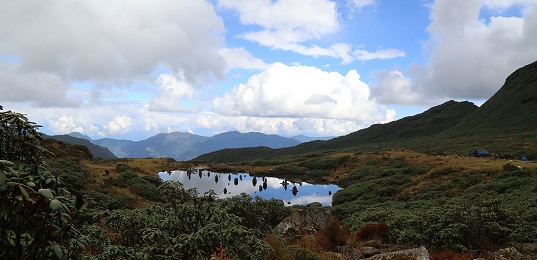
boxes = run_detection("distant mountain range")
[195,60,537,163]
[44,130,332,161]
[43,134,117,160]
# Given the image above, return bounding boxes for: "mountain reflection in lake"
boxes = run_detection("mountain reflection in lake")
[158,170,340,206]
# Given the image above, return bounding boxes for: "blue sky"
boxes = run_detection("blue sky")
[1,0,537,140]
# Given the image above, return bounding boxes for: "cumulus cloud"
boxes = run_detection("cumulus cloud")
[371,0,537,105]
[0,62,77,107]
[49,116,86,134]
[194,114,390,137]
[149,74,196,112]
[213,62,393,122]
[372,70,429,106]
[0,0,225,107]
[104,116,133,136]
[217,0,403,63]
[414,0,537,100]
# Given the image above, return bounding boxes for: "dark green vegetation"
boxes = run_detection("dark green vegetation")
[3,60,537,258]
[1,108,297,259]
[0,109,86,259]
[333,156,537,251]
[195,60,537,163]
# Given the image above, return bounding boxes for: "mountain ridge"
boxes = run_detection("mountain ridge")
[43,134,117,159]
[79,131,304,161]
[194,60,537,162]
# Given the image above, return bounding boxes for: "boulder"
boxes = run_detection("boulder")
[366,246,429,260]
[275,209,333,238]
[492,247,524,260]
[361,246,381,258]
[336,245,363,260]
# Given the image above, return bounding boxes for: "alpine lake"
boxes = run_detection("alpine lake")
[158,168,340,206]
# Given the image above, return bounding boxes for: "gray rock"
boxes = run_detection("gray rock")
[521,243,537,253]
[366,246,429,260]
[493,247,524,260]
[337,245,363,260]
[275,209,333,237]
[361,247,381,257]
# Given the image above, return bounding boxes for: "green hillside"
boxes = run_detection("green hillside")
[429,60,537,157]
[194,60,537,163]
[454,60,537,131]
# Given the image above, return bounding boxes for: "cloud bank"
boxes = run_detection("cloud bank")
[374,0,537,105]
[0,0,226,107]
[214,63,394,122]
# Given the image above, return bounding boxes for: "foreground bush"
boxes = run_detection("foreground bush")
[83,182,271,259]
[0,108,85,259]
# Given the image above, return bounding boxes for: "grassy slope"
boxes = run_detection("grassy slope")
[194,60,537,163]
[194,100,479,163]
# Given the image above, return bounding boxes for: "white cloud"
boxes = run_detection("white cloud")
[218,0,403,63]
[0,62,78,107]
[104,116,133,136]
[353,48,406,61]
[218,48,269,70]
[213,62,393,122]
[372,0,537,106]
[218,0,340,42]
[0,0,225,107]
[372,70,430,106]
[194,114,387,137]
[49,116,85,134]
[413,0,537,100]
[149,74,196,112]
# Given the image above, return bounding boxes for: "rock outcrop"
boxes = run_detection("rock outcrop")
[275,208,333,238]
[366,246,429,260]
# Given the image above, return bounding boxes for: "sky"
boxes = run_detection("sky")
[1,0,537,140]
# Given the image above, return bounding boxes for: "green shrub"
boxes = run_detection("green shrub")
[503,163,521,172]
[0,109,85,259]
[47,158,89,191]
[309,169,331,177]
[429,167,459,178]
[218,193,291,233]
[83,183,271,259]
[275,164,307,175]
[389,156,408,168]
[284,245,322,260]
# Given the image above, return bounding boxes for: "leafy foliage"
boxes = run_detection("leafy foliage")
[217,193,291,233]
[0,109,85,259]
[333,156,537,251]
[83,181,271,259]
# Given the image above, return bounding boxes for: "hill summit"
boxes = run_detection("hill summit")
[450,60,537,132]
[195,60,537,162]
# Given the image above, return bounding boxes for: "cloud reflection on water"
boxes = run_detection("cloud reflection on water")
[158,170,340,206]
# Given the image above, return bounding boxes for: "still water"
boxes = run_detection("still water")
[158,169,340,206]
